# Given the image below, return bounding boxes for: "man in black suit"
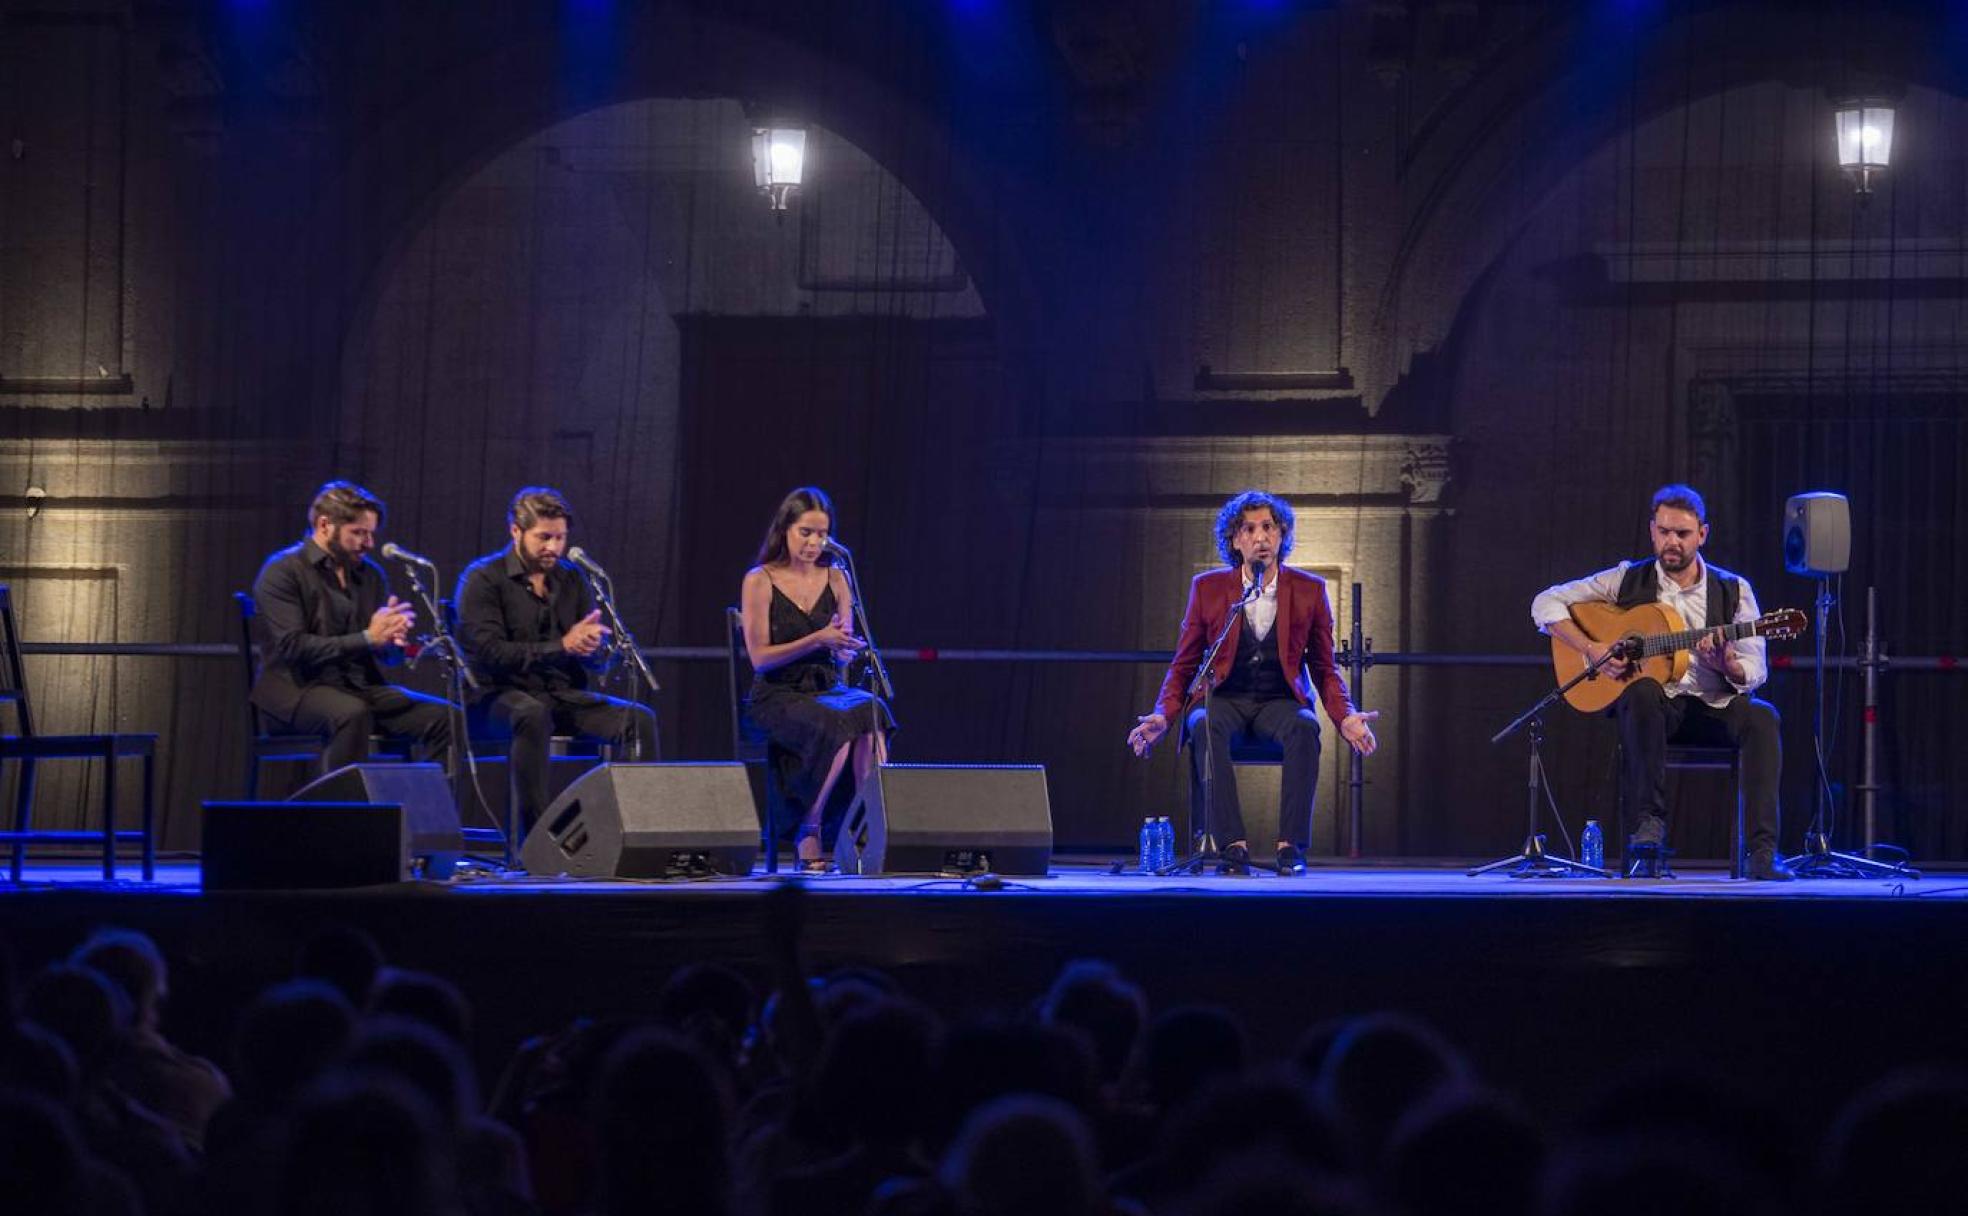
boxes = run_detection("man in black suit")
[249,481,452,771]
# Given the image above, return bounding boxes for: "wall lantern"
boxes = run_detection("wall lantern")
[1834,101,1894,195]
[752,126,807,211]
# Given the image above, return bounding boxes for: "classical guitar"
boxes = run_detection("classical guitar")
[1552,601,1808,713]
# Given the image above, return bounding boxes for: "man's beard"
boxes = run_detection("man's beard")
[1659,548,1693,572]
[324,535,362,567]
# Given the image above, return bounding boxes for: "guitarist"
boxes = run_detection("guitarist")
[1531,484,1793,880]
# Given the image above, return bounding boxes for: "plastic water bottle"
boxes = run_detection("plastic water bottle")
[1139,818,1156,874]
[1156,817,1175,871]
[1581,820,1604,873]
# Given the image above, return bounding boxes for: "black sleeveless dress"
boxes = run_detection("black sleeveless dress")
[750,581,895,819]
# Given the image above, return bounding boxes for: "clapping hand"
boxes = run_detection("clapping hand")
[815,613,865,662]
[562,609,611,657]
[366,596,417,648]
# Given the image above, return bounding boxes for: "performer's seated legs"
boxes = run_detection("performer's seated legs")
[552,693,656,762]
[1613,679,1674,849]
[282,685,377,773]
[473,691,553,832]
[1188,698,1262,872]
[1250,699,1322,873]
[363,686,453,768]
[1669,695,1788,878]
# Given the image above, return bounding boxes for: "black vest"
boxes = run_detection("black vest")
[1216,609,1291,700]
[1615,558,1741,628]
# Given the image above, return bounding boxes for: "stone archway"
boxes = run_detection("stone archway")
[306,7,1039,434]
[1366,0,1950,414]
[335,96,989,656]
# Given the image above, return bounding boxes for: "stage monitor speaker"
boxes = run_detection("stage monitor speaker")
[1784,492,1851,575]
[292,762,464,876]
[835,763,1053,876]
[201,801,405,889]
[520,763,758,879]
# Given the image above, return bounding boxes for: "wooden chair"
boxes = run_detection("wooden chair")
[1616,742,1745,879]
[441,597,608,863]
[234,591,412,800]
[1,584,157,882]
[1185,734,1288,859]
[727,607,792,873]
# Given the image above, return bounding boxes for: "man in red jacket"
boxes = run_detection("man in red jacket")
[1127,491,1379,874]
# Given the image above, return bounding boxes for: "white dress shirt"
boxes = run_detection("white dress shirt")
[1240,567,1278,642]
[1530,556,1765,708]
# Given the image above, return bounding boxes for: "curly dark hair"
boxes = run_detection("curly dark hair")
[1214,491,1295,566]
[755,486,836,566]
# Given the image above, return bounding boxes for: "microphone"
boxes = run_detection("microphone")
[1247,559,1266,600]
[380,542,436,569]
[822,538,853,563]
[566,547,610,580]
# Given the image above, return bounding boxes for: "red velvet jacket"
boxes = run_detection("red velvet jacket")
[1153,565,1355,727]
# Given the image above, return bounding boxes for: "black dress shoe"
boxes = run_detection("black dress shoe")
[1629,814,1668,850]
[1746,846,1796,882]
[1217,843,1251,876]
[1275,845,1306,876]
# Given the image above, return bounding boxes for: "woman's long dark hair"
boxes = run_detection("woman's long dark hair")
[755,486,835,566]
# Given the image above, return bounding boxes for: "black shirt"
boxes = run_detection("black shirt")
[249,539,396,720]
[454,548,606,696]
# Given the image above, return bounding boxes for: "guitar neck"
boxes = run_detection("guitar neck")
[1638,618,1759,658]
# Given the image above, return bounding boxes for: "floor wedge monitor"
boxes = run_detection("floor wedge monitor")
[292,762,464,878]
[521,763,758,878]
[835,763,1053,876]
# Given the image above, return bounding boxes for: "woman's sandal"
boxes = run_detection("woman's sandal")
[795,826,831,875]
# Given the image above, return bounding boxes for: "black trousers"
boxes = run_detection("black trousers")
[279,683,453,772]
[1613,680,1781,850]
[1185,694,1323,848]
[469,689,657,832]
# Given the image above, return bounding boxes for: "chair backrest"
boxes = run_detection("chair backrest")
[726,607,769,762]
[234,591,273,736]
[0,584,37,737]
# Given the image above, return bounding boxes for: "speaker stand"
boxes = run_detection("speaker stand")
[1786,575,1915,879]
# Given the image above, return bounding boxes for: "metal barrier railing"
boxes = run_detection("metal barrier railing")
[23,603,1961,859]
[24,641,1953,669]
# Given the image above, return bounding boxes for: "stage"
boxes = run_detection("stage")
[5,854,1964,1134]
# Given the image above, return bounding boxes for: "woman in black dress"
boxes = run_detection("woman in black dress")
[740,487,893,872]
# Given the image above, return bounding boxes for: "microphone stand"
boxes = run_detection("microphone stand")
[1467,640,1631,878]
[390,553,495,870]
[828,546,895,706]
[1159,579,1264,876]
[825,544,896,875]
[576,562,658,761]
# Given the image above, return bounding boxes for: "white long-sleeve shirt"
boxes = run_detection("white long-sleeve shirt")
[1239,566,1278,641]
[1530,557,1766,708]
